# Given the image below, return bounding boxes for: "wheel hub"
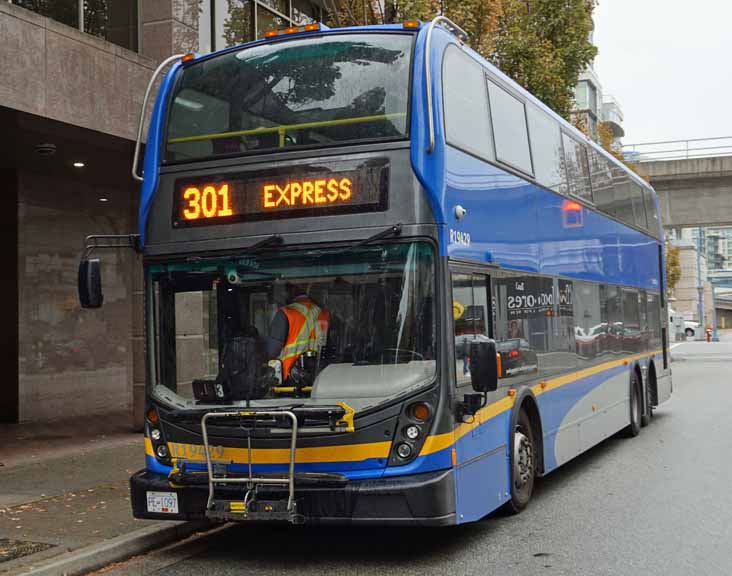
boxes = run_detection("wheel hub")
[513,429,533,488]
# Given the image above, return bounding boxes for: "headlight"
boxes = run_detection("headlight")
[396,443,412,459]
[405,425,420,440]
[151,429,162,441]
[156,445,169,459]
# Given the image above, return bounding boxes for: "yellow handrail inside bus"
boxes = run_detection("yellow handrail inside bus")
[167,112,407,146]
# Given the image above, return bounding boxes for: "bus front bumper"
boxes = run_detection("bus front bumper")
[130,467,456,526]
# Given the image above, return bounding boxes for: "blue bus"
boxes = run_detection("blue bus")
[80,17,671,525]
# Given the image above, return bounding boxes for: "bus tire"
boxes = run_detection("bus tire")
[641,363,656,428]
[622,372,641,437]
[502,409,536,515]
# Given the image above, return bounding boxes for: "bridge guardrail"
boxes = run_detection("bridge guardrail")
[623,136,732,162]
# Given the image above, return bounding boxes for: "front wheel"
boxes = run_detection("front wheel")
[502,410,536,515]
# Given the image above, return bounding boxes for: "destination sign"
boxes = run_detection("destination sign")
[172,159,388,228]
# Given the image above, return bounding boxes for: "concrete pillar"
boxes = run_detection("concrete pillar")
[140,0,199,63]
[131,254,145,431]
[1,166,19,422]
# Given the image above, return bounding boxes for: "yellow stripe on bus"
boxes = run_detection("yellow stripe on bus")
[146,437,391,465]
[144,350,663,464]
[418,349,663,457]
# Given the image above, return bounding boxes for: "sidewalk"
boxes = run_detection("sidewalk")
[0,412,186,575]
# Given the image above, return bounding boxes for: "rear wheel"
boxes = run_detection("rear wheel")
[641,372,653,427]
[623,373,641,437]
[502,410,536,514]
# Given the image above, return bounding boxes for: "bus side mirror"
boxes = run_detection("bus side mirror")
[78,258,104,308]
[469,340,498,393]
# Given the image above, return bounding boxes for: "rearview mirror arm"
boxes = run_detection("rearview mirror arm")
[82,234,141,259]
[455,392,488,422]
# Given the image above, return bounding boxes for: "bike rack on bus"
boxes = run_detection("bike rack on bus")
[425,16,469,154]
[132,53,186,182]
[200,410,302,523]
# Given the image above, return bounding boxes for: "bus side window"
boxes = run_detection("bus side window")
[452,273,491,388]
[562,133,593,203]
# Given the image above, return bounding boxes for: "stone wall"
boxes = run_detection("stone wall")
[17,170,138,422]
[0,2,155,143]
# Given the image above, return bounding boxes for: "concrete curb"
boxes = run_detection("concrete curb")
[19,520,212,576]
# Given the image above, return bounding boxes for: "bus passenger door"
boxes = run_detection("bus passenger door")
[451,271,510,522]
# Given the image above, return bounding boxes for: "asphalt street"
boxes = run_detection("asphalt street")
[101,335,732,576]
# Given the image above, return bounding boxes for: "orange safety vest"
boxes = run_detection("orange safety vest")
[279,295,330,379]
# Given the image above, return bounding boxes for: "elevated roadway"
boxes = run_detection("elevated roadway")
[624,138,732,230]
[643,156,732,230]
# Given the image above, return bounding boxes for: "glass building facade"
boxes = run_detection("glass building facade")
[12,0,139,52]
[198,0,324,53]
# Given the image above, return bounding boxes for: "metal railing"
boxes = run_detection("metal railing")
[623,136,732,162]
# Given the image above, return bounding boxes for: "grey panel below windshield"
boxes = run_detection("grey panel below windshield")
[311,361,437,400]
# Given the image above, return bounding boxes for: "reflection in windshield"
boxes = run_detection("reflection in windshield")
[165,33,412,162]
[149,242,435,409]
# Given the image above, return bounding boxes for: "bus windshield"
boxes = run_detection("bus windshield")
[165,33,412,162]
[149,242,435,411]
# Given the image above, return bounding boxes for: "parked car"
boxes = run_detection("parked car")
[495,338,539,378]
[684,320,700,338]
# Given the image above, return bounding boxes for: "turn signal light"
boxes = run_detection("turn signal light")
[409,402,430,422]
[146,407,159,424]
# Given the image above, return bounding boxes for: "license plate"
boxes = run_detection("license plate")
[146,491,179,514]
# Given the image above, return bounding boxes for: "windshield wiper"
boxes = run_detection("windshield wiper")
[183,235,284,265]
[337,224,402,255]
[248,234,283,251]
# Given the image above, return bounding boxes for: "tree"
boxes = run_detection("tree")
[490,0,597,119]
[221,1,597,120]
[223,0,253,47]
[328,0,597,120]
[666,242,682,296]
[597,120,650,183]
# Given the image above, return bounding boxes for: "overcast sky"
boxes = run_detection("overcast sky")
[593,0,732,146]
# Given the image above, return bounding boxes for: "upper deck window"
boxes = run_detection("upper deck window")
[442,46,494,161]
[165,33,412,162]
[562,133,593,203]
[526,104,565,192]
[487,80,533,175]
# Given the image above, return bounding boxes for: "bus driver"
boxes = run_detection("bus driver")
[265,282,330,387]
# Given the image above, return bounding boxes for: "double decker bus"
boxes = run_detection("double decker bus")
[79,17,671,526]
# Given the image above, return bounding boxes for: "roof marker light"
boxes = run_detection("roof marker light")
[181,53,195,63]
[403,20,420,29]
[265,22,322,38]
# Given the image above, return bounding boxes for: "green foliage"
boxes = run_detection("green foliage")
[666,243,682,295]
[221,0,597,119]
[223,0,253,47]
[385,0,597,119]
[492,0,597,119]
